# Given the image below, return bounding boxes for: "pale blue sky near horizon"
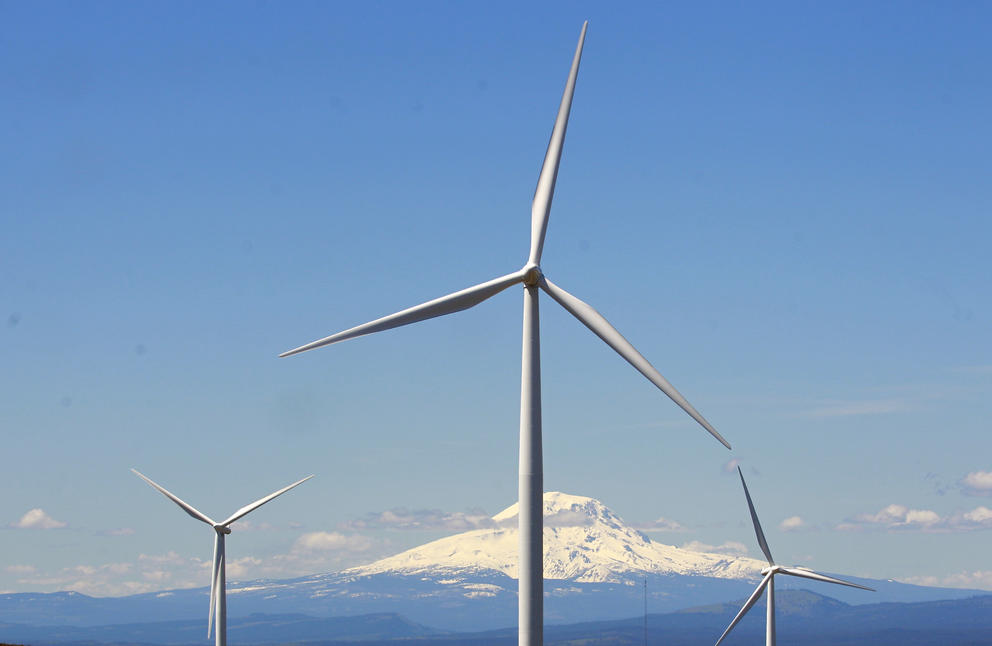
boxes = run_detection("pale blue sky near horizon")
[2,2,990,596]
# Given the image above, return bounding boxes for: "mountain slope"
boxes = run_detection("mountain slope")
[350,492,764,582]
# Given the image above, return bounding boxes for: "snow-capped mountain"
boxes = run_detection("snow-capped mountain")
[350,491,764,583]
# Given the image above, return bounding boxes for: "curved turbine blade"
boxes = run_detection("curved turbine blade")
[738,466,774,565]
[528,21,588,266]
[280,271,525,357]
[221,475,313,527]
[208,532,221,638]
[131,469,216,526]
[539,276,730,449]
[779,566,875,591]
[714,573,772,646]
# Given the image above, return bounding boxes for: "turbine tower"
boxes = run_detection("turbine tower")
[132,469,312,646]
[715,466,873,646]
[281,22,730,646]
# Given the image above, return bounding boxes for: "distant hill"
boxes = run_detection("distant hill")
[0,611,439,645]
[3,591,992,645]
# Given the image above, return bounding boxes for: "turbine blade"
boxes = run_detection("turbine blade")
[779,567,875,591]
[528,21,588,266]
[738,466,774,565]
[220,475,313,527]
[714,573,772,646]
[539,277,730,449]
[131,469,216,526]
[208,533,221,638]
[280,271,525,357]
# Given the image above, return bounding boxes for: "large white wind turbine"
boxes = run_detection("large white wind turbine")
[281,22,730,646]
[715,466,873,646]
[131,469,312,646]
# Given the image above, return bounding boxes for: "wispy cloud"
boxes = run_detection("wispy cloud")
[100,527,135,537]
[11,508,66,530]
[5,565,36,575]
[10,530,395,597]
[634,517,686,533]
[899,570,992,591]
[680,540,749,557]
[339,507,495,532]
[837,504,992,533]
[779,516,805,532]
[293,531,375,553]
[804,399,911,418]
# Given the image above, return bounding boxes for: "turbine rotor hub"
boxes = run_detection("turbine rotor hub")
[215,525,232,535]
[522,264,542,286]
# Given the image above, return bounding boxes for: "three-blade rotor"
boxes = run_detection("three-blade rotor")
[132,470,313,638]
[279,23,727,451]
[715,468,873,645]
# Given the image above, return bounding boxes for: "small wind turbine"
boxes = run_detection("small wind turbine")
[715,466,873,646]
[131,469,312,646]
[281,22,729,646]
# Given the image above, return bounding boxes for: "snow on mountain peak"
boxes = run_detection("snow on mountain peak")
[347,492,763,583]
[493,492,625,530]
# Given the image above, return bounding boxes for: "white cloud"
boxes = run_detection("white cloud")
[225,557,263,578]
[680,540,749,557]
[838,504,992,533]
[722,459,741,474]
[779,516,805,532]
[838,504,940,531]
[962,471,992,496]
[339,507,495,532]
[963,506,992,523]
[293,531,374,553]
[12,508,66,529]
[635,517,686,532]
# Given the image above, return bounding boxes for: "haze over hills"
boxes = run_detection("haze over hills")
[1,492,984,633]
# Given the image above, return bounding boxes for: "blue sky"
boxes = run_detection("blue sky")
[2,2,990,596]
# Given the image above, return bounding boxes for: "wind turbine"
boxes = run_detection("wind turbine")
[131,469,312,646]
[280,22,730,646]
[715,466,873,646]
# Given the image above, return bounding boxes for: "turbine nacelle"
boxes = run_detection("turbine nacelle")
[214,524,233,535]
[521,264,542,286]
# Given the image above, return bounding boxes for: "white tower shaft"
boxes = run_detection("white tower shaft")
[216,532,227,646]
[766,573,775,646]
[519,285,543,646]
